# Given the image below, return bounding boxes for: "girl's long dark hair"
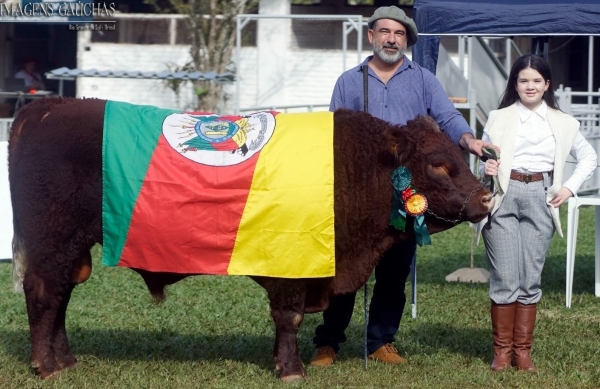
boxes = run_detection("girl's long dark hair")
[497,54,561,110]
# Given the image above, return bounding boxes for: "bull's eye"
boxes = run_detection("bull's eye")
[431,162,450,175]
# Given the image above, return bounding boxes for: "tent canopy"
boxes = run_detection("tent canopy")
[413,0,600,36]
[412,0,600,74]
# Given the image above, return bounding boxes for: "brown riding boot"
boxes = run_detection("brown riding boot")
[512,302,537,372]
[490,301,516,371]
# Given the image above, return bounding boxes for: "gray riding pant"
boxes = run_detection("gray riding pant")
[482,177,554,305]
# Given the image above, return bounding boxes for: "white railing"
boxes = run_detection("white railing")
[0,119,12,142]
[556,86,600,134]
[239,104,329,115]
[556,86,600,194]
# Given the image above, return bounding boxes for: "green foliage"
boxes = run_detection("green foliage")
[194,84,209,100]
[141,0,258,111]
[1,208,600,388]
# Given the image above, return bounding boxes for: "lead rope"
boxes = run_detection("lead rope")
[476,147,500,196]
[362,64,369,370]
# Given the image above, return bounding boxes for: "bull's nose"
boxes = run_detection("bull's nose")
[481,193,495,212]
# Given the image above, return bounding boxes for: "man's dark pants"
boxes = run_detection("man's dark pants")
[313,239,417,354]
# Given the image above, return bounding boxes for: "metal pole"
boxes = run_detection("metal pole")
[364,282,369,368]
[589,36,594,106]
[342,21,348,71]
[458,36,465,73]
[505,38,511,74]
[357,16,363,67]
[235,15,242,115]
[411,253,417,319]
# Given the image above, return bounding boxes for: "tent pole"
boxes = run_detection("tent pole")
[589,36,594,106]
[459,36,465,73]
[505,38,511,74]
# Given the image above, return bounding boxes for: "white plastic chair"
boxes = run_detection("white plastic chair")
[565,195,600,308]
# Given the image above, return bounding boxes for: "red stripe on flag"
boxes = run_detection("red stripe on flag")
[212,138,240,151]
[118,135,258,274]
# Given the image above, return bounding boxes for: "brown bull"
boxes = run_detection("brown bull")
[9,98,493,381]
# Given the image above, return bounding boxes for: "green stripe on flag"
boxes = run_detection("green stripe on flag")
[102,101,178,266]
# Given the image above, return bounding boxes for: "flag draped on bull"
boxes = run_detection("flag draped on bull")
[102,101,335,277]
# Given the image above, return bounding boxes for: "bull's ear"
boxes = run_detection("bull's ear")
[407,115,441,133]
[423,116,442,132]
[384,126,414,164]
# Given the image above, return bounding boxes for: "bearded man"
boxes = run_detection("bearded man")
[310,5,493,366]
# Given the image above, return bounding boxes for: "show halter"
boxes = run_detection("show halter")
[389,166,432,246]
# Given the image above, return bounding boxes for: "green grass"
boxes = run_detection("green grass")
[1,207,600,388]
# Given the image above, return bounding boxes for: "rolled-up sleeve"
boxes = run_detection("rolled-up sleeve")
[329,76,345,112]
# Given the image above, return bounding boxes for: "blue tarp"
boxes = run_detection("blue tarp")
[412,0,600,74]
[413,0,600,36]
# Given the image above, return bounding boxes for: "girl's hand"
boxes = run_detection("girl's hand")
[484,159,499,177]
[549,186,574,208]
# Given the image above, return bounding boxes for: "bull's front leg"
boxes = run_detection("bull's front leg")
[263,278,307,382]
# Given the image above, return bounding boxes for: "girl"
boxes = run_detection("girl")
[481,54,597,372]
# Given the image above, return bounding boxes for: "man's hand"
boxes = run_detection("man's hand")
[460,133,500,157]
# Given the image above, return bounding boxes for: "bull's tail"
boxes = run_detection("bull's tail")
[9,100,29,293]
[11,231,26,292]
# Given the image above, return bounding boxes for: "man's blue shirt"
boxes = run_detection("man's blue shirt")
[329,55,473,146]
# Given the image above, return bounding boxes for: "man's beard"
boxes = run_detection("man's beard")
[373,41,406,64]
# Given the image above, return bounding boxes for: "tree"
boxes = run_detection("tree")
[147,0,258,112]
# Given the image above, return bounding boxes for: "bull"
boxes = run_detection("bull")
[8,98,493,381]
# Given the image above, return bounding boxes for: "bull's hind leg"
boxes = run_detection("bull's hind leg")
[54,249,92,370]
[25,250,92,378]
[52,283,78,370]
[24,271,71,378]
[262,279,308,382]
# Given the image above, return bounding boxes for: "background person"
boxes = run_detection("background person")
[15,58,46,92]
[481,54,597,372]
[310,5,495,367]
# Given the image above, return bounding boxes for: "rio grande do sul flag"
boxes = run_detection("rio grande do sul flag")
[101,101,335,278]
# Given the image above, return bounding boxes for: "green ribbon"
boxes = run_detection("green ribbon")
[390,194,407,231]
[389,166,432,246]
[414,214,432,247]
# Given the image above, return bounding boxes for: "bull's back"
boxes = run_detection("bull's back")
[9,98,106,247]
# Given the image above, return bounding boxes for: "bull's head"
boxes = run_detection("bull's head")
[384,116,494,235]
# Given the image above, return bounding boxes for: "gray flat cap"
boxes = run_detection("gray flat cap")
[367,6,419,47]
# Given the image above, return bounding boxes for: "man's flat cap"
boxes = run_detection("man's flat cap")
[368,6,419,47]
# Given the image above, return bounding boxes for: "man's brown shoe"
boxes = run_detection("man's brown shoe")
[368,344,406,364]
[310,346,336,367]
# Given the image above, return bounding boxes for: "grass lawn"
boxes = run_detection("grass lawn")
[1,207,599,389]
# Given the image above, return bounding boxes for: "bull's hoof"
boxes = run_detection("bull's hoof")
[280,373,306,383]
[33,360,65,379]
[38,367,63,379]
[58,355,78,370]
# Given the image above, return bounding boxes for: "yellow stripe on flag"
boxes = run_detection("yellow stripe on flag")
[228,111,335,277]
